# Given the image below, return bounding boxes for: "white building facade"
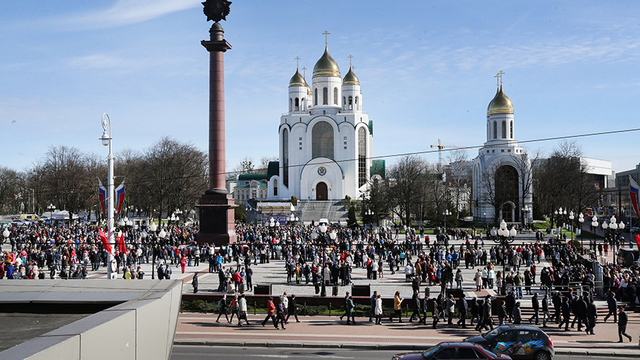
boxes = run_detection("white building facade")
[473,80,533,224]
[268,46,373,201]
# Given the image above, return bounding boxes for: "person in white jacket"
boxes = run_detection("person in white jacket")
[374,294,383,325]
[237,294,250,326]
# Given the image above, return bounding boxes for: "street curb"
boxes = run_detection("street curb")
[174,340,640,357]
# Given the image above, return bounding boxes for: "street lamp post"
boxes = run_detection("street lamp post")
[493,220,513,295]
[443,209,451,235]
[578,213,584,254]
[318,224,328,297]
[609,216,618,255]
[569,211,575,242]
[100,113,117,280]
[149,223,157,279]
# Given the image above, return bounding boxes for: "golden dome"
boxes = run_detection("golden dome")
[289,68,307,87]
[487,86,514,116]
[313,47,341,78]
[342,66,360,85]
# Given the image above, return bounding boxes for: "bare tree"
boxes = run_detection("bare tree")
[385,155,427,226]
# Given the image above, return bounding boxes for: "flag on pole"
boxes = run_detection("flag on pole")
[117,232,127,254]
[115,180,125,218]
[98,227,112,254]
[98,180,107,217]
[630,175,640,218]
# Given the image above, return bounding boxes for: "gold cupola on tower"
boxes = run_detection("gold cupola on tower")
[487,85,514,117]
[289,68,307,87]
[313,47,341,78]
[343,66,360,85]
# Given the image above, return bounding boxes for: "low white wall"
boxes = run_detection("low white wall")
[0,280,183,360]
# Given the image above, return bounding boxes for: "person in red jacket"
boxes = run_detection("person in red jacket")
[261,297,279,329]
[180,255,187,274]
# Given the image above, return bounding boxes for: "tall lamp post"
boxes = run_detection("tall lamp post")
[578,213,584,254]
[443,209,451,235]
[493,219,513,295]
[149,223,158,279]
[99,113,117,280]
[568,211,575,241]
[591,215,598,251]
[609,216,618,255]
[318,224,328,297]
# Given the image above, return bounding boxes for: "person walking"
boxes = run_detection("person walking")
[585,297,597,335]
[237,294,250,326]
[617,306,632,342]
[261,297,279,329]
[216,294,230,323]
[369,291,378,322]
[340,292,350,321]
[512,301,522,324]
[529,293,540,325]
[374,294,383,325]
[604,291,618,323]
[275,297,287,330]
[391,291,404,322]
[446,293,455,325]
[229,294,239,324]
[541,293,550,327]
[457,294,468,328]
[285,294,301,323]
[345,295,356,325]
[409,289,423,323]
[192,272,199,294]
[559,296,571,331]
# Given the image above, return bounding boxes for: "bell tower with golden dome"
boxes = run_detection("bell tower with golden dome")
[268,32,374,203]
[472,72,532,225]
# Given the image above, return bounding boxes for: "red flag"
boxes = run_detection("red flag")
[118,233,127,254]
[635,234,640,250]
[98,227,112,254]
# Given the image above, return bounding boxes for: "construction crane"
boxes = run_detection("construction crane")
[430,139,462,166]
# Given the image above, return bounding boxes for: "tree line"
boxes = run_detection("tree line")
[0,137,207,224]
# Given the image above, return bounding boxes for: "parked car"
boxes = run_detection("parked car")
[392,342,511,360]
[464,325,554,360]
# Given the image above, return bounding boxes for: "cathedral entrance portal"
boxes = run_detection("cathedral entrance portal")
[316,182,328,200]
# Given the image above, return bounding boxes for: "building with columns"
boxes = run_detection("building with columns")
[268,44,373,201]
[473,75,533,224]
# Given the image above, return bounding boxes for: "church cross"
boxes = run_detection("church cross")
[495,70,505,87]
[348,55,353,67]
[323,30,330,46]
[295,56,300,68]
[302,67,307,77]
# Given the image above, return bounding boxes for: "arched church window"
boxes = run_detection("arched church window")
[289,98,292,112]
[358,127,367,188]
[283,129,289,187]
[273,178,278,196]
[502,121,507,139]
[294,97,299,111]
[334,87,338,105]
[314,89,318,106]
[493,121,497,139]
[355,96,359,110]
[510,121,513,139]
[323,87,328,105]
[343,96,346,110]
[348,96,353,110]
[312,121,334,159]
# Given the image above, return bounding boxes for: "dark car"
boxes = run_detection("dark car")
[464,325,554,360]
[392,342,512,360]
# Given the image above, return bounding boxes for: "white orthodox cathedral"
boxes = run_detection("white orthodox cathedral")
[267,45,374,201]
[472,74,533,224]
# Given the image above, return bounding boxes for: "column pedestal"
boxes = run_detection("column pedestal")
[197,191,236,246]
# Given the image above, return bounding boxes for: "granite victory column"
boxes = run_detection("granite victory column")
[196,0,237,246]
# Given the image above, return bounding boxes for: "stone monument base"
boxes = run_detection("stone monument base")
[196,191,237,246]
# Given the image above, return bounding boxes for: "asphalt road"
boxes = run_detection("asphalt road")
[170,345,637,360]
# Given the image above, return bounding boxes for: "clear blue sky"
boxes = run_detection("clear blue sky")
[1,1,639,174]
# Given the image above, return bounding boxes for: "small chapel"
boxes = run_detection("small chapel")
[267,38,374,201]
[472,72,533,224]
